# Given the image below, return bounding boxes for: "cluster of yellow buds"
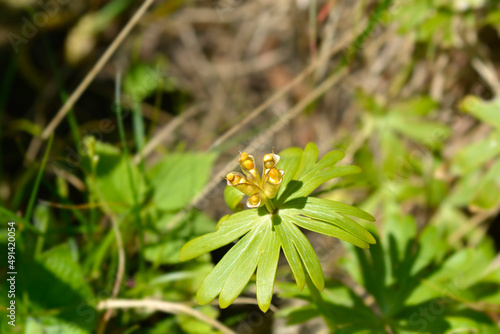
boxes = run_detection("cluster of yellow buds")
[226,150,284,209]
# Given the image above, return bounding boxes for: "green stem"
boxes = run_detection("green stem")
[25,134,53,221]
[115,73,145,272]
[265,199,276,214]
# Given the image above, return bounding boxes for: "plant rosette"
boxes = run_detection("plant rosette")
[179,142,376,312]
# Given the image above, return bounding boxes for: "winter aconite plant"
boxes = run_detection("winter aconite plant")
[179,143,376,312]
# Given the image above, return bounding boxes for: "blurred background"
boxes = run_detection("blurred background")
[1,0,500,333]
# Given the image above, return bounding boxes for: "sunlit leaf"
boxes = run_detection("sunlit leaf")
[179,209,263,261]
[274,215,306,290]
[256,224,280,312]
[283,197,376,244]
[281,216,325,291]
[219,224,265,308]
[279,145,359,201]
[280,210,370,249]
[150,152,217,211]
[196,219,268,305]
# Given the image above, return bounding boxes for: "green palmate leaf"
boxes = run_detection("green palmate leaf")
[280,210,370,249]
[179,209,264,261]
[256,223,280,311]
[293,142,319,179]
[196,218,269,306]
[219,224,265,308]
[180,142,376,312]
[123,64,163,103]
[282,197,376,245]
[278,145,358,202]
[275,147,303,198]
[22,244,96,334]
[289,166,360,200]
[281,216,325,291]
[273,215,306,290]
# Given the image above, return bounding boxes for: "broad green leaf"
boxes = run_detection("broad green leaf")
[219,223,266,308]
[84,141,145,213]
[196,219,268,305]
[23,244,96,334]
[123,64,162,102]
[223,185,244,212]
[150,152,217,211]
[256,224,281,312]
[282,217,325,291]
[274,215,306,290]
[460,95,500,130]
[179,209,263,261]
[280,210,370,248]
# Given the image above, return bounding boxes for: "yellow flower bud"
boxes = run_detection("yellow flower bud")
[263,168,284,199]
[262,151,280,171]
[239,153,260,182]
[226,171,262,197]
[226,172,241,184]
[243,159,254,170]
[240,152,249,161]
[246,193,262,208]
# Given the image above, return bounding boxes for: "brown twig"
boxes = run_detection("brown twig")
[97,299,235,334]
